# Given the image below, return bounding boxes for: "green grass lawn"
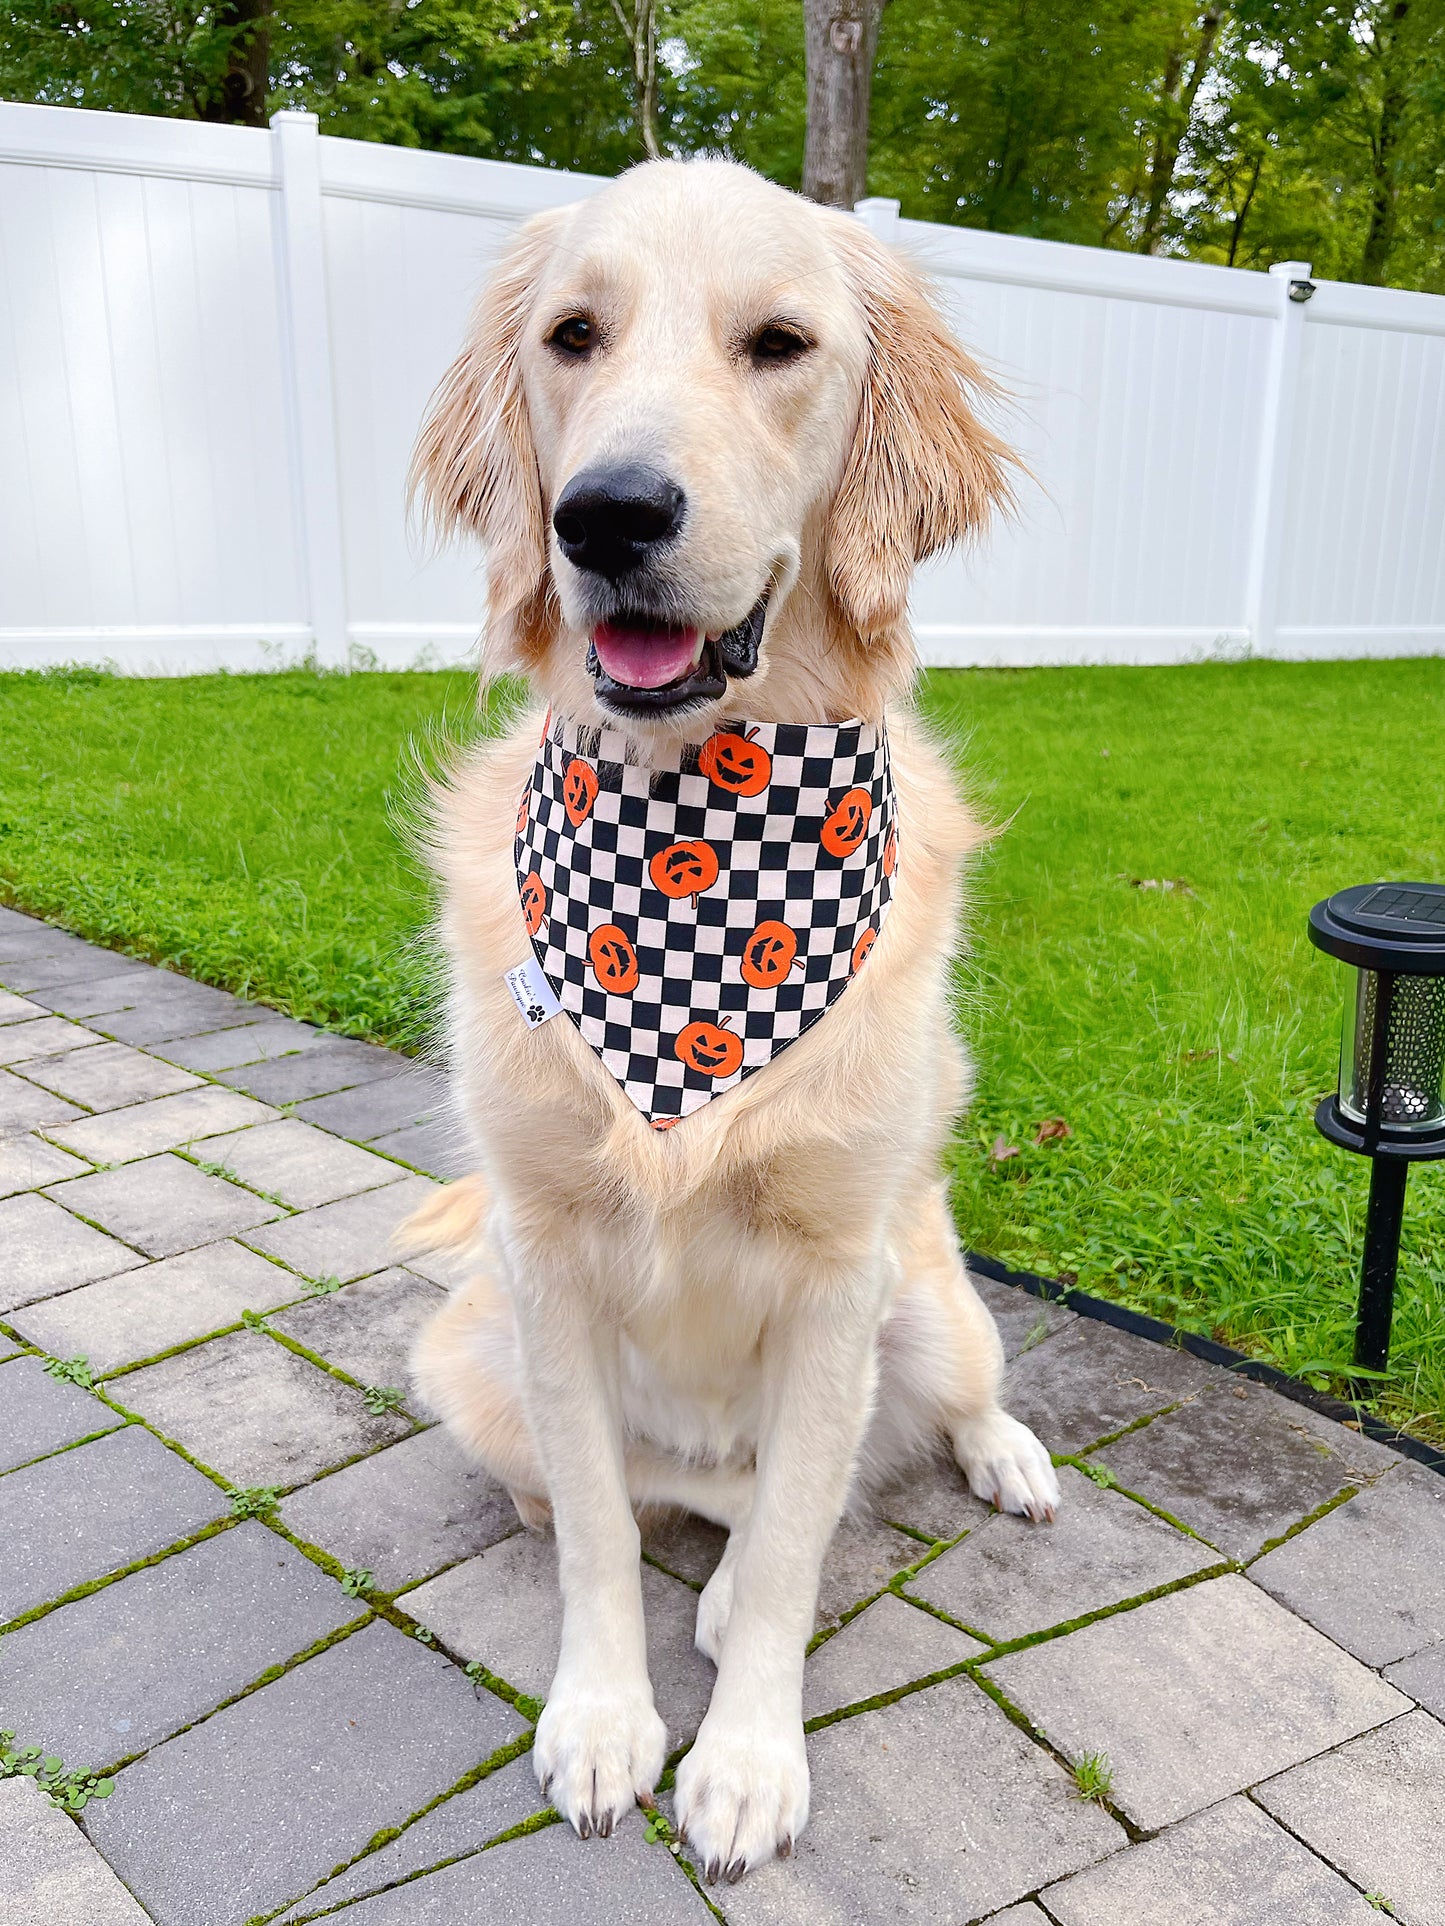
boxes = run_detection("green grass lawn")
[2,658,1442,1443]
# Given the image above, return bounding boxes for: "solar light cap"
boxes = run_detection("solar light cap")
[1309,883,1445,977]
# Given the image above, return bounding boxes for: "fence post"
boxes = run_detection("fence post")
[271,109,349,668]
[854,196,901,245]
[1243,259,1313,658]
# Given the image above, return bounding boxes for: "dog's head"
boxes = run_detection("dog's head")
[413,159,1014,732]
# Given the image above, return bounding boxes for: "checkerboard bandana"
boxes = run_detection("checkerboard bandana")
[515,715,898,1126]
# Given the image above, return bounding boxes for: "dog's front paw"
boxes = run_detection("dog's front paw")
[533,1682,666,1839]
[675,1712,809,1882]
[952,1409,1061,1522]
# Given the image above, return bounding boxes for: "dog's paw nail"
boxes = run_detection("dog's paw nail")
[577,1812,592,1840]
[779,1835,794,1859]
[724,1857,746,1884]
[703,1859,721,1884]
[598,1811,613,1838]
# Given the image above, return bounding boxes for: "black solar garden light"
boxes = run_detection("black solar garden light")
[1309,883,1445,1388]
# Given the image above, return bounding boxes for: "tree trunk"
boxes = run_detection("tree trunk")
[802,0,885,208]
[1359,3,1410,285]
[200,0,271,127]
[1227,150,1263,266]
[608,0,661,159]
[1138,8,1223,254]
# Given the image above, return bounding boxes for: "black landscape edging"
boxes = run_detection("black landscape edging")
[968,1249,1445,1480]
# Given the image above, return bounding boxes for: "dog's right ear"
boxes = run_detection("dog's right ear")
[410,210,562,671]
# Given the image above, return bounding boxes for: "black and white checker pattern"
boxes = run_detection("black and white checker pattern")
[515,715,897,1125]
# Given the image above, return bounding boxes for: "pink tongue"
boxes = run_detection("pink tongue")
[593,622,702,690]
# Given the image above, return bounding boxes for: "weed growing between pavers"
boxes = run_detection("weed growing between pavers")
[41,1354,95,1388]
[1070,1750,1115,1803]
[1,1729,115,1811]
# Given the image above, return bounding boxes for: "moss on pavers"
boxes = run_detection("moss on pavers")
[269,1269,442,1390]
[986,1575,1409,1832]
[0,1426,228,1625]
[83,1619,526,1926]
[243,1175,438,1285]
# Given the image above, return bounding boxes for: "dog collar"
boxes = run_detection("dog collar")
[514,714,897,1126]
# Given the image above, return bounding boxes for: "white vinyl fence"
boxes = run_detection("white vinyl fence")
[2,99,1443,674]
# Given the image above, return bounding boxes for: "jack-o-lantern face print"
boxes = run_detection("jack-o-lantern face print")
[883,826,897,877]
[851,926,877,974]
[651,1115,679,1131]
[587,923,639,995]
[649,839,720,903]
[520,872,547,936]
[820,788,873,858]
[675,1017,745,1079]
[740,919,799,989]
[698,728,772,798]
[563,758,599,827]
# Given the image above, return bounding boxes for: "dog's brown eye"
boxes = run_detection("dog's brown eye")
[549,316,595,357]
[750,324,812,365]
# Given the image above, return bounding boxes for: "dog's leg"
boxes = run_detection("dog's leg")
[509,1251,666,1839]
[673,1266,884,1880]
[899,1186,1060,1521]
[624,1452,755,1666]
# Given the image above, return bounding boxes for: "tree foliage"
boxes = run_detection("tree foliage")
[2,0,1442,289]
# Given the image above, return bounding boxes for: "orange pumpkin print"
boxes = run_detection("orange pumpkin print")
[516,784,530,838]
[698,727,772,798]
[740,919,799,990]
[563,758,599,827]
[649,839,720,903]
[587,923,639,995]
[520,871,546,936]
[650,1115,680,1131]
[883,825,897,877]
[851,926,877,973]
[820,787,873,858]
[675,1017,745,1079]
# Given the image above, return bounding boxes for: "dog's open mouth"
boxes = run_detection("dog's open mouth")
[586,594,768,716]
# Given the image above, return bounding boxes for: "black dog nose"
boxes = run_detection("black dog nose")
[552,464,686,580]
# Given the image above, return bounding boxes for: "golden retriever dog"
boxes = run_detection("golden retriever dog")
[404,157,1060,1883]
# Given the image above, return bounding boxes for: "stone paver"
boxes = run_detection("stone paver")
[723,1674,1124,1923]
[0,987,46,1023]
[111,1328,412,1487]
[1002,1316,1217,1455]
[908,1463,1219,1640]
[280,1423,519,1590]
[45,1152,283,1258]
[271,1266,442,1391]
[294,1062,448,1139]
[1092,1380,1398,1560]
[1386,1641,1445,1717]
[987,1574,1409,1830]
[369,1115,471,1177]
[8,1239,302,1373]
[0,1353,122,1471]
[276,1754,543,1921]
[0,1424,226,1622]
[0,1066,83,1131]
[218,1036,408,1104]
[402,1529,715,1739]
[0,1014,99,1065]
[0,1129,90,1198]
[290,1820,712,1926]
[1251,1464,1445,1665]
[18,1039,201,1109]
[83,1618,526,1926]
[1255,1710,1445,1926]
[1041,1794,1387,1925]
[0,1191,146,1312]
[0,1521,359,1768]
[200,1116,407,1210]
[0,1776,152,1925]
[6,922,1445,1926]
[154,1018,333,1073]
[973,1269,1077,1360]
[244,1173,438,1282]
[804,1590,984,1719]
[44,1084,278,1164]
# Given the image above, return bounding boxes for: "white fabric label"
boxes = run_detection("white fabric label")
[504,957,562,1029]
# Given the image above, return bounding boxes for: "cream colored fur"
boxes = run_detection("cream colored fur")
[404,157,1059,1883]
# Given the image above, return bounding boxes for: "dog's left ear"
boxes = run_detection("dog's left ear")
[410,209,562,672]
[825,220,1017,642]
